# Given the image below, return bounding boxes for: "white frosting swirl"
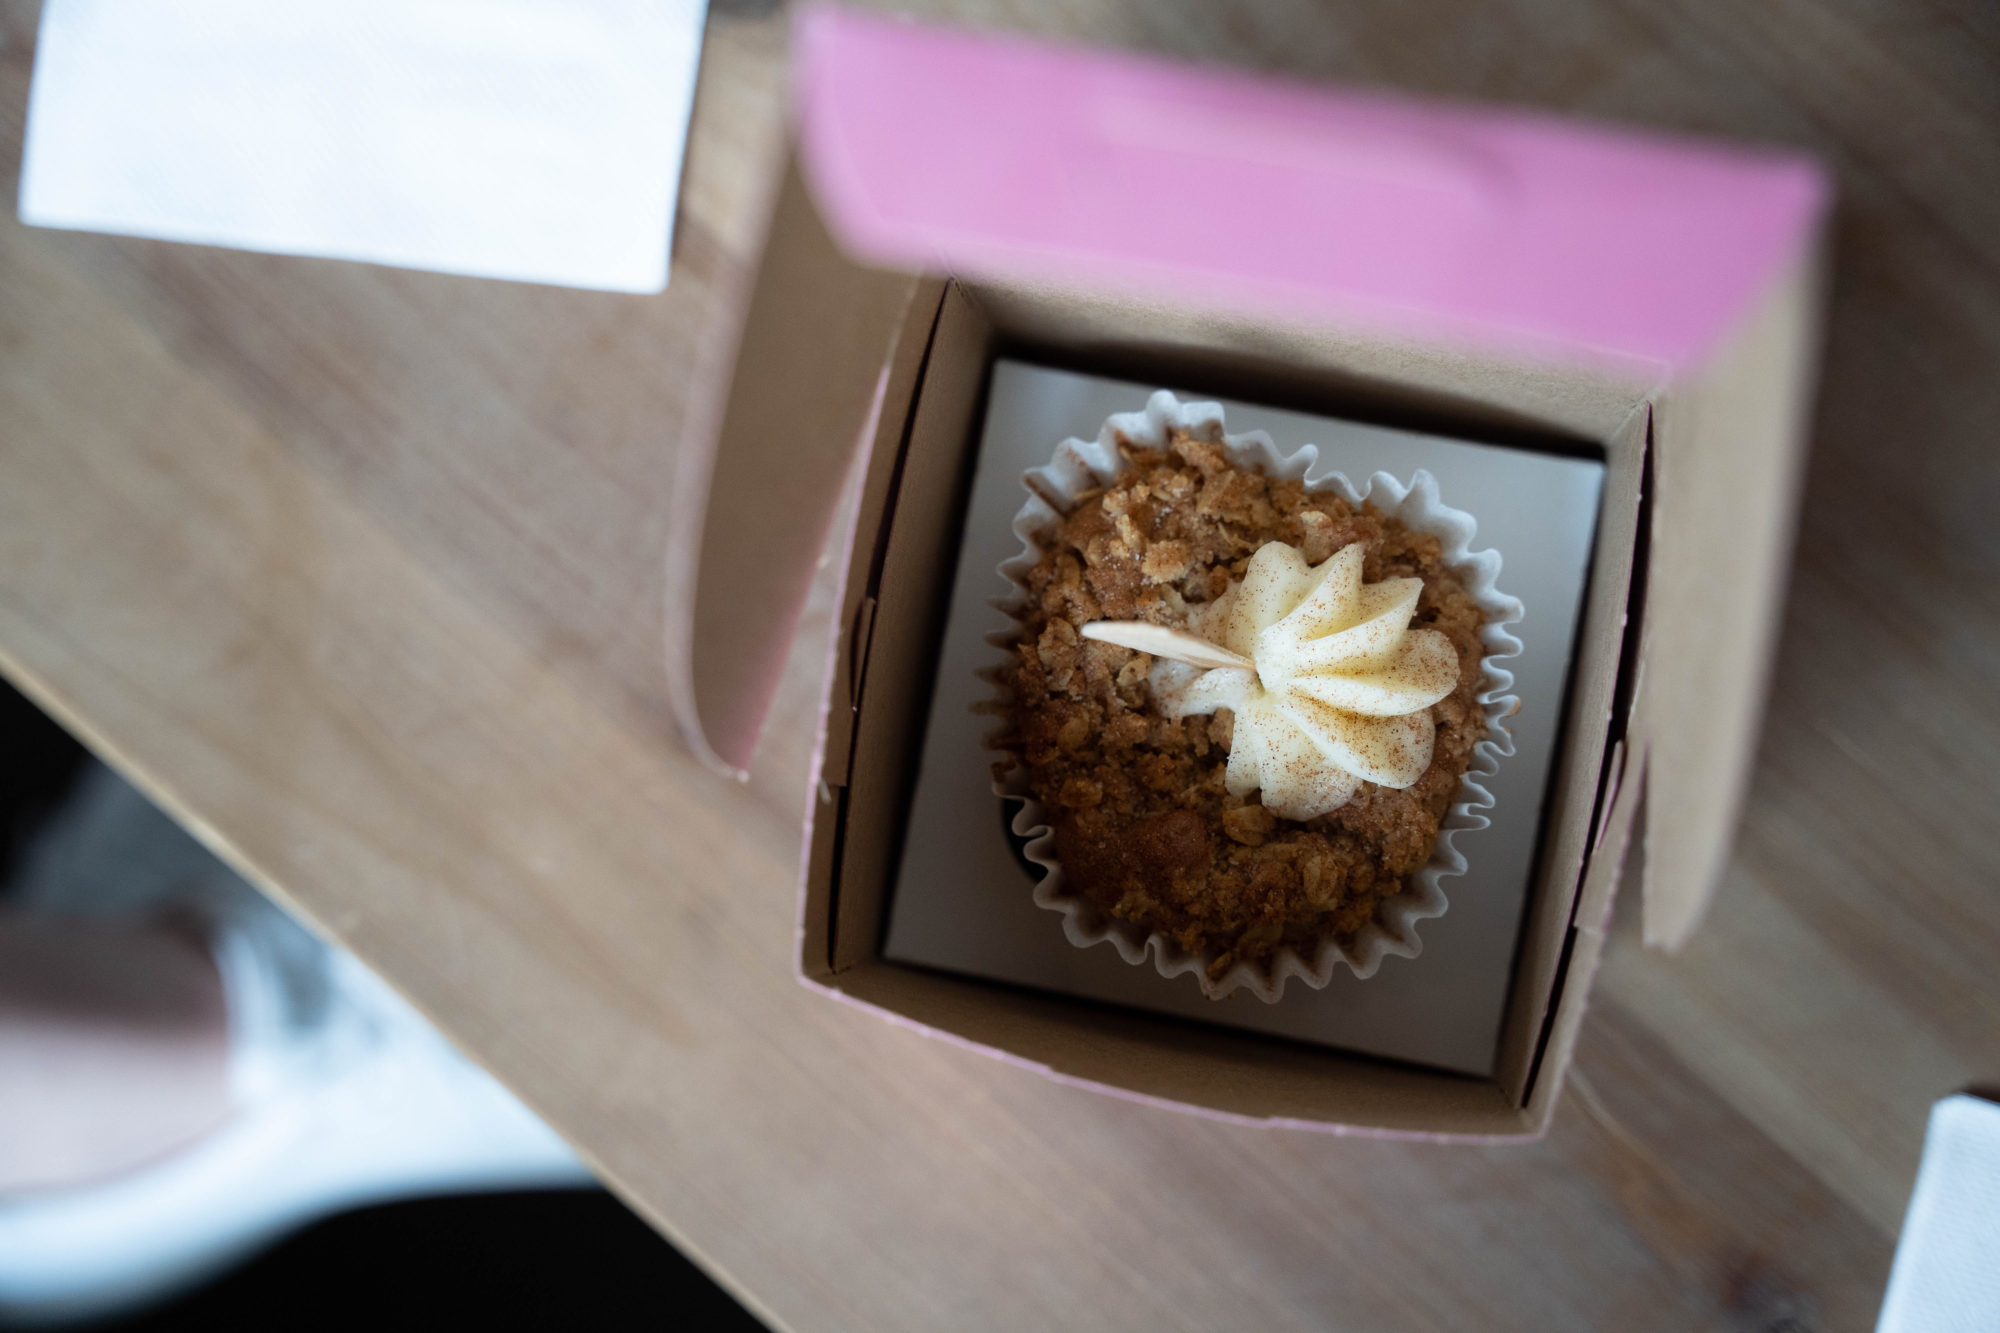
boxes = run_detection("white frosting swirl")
[1150,541,1460,821]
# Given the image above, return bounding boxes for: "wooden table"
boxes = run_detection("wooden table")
[4,0,1996,1327]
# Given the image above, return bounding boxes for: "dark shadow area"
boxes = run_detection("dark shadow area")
[75,1189,765,1332]
[0,681,89,888]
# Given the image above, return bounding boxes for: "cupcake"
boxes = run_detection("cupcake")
[990,392,1520,1002]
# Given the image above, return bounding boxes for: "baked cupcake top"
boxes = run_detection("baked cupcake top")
[998,426,1490,979]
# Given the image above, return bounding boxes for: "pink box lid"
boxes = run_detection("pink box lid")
[796,6,1826,370]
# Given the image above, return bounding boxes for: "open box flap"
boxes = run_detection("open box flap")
[794,5,1826,374]
[666,159,921,776]
[1632,247,1827,948]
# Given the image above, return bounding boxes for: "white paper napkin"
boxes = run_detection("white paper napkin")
[17,0,707,292]
[1879,1094,2000,1332]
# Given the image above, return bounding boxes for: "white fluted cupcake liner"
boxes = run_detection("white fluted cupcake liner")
[986,390,1524,1003]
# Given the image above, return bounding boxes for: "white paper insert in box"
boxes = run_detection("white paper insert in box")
[884,362,1605,1076]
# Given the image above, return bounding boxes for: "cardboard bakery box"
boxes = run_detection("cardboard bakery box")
[665,6,1829,1138]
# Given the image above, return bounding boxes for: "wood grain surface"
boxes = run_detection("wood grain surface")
[3,0,1997,1328]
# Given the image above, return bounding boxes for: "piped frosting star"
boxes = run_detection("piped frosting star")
[1082,541,1460,821]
